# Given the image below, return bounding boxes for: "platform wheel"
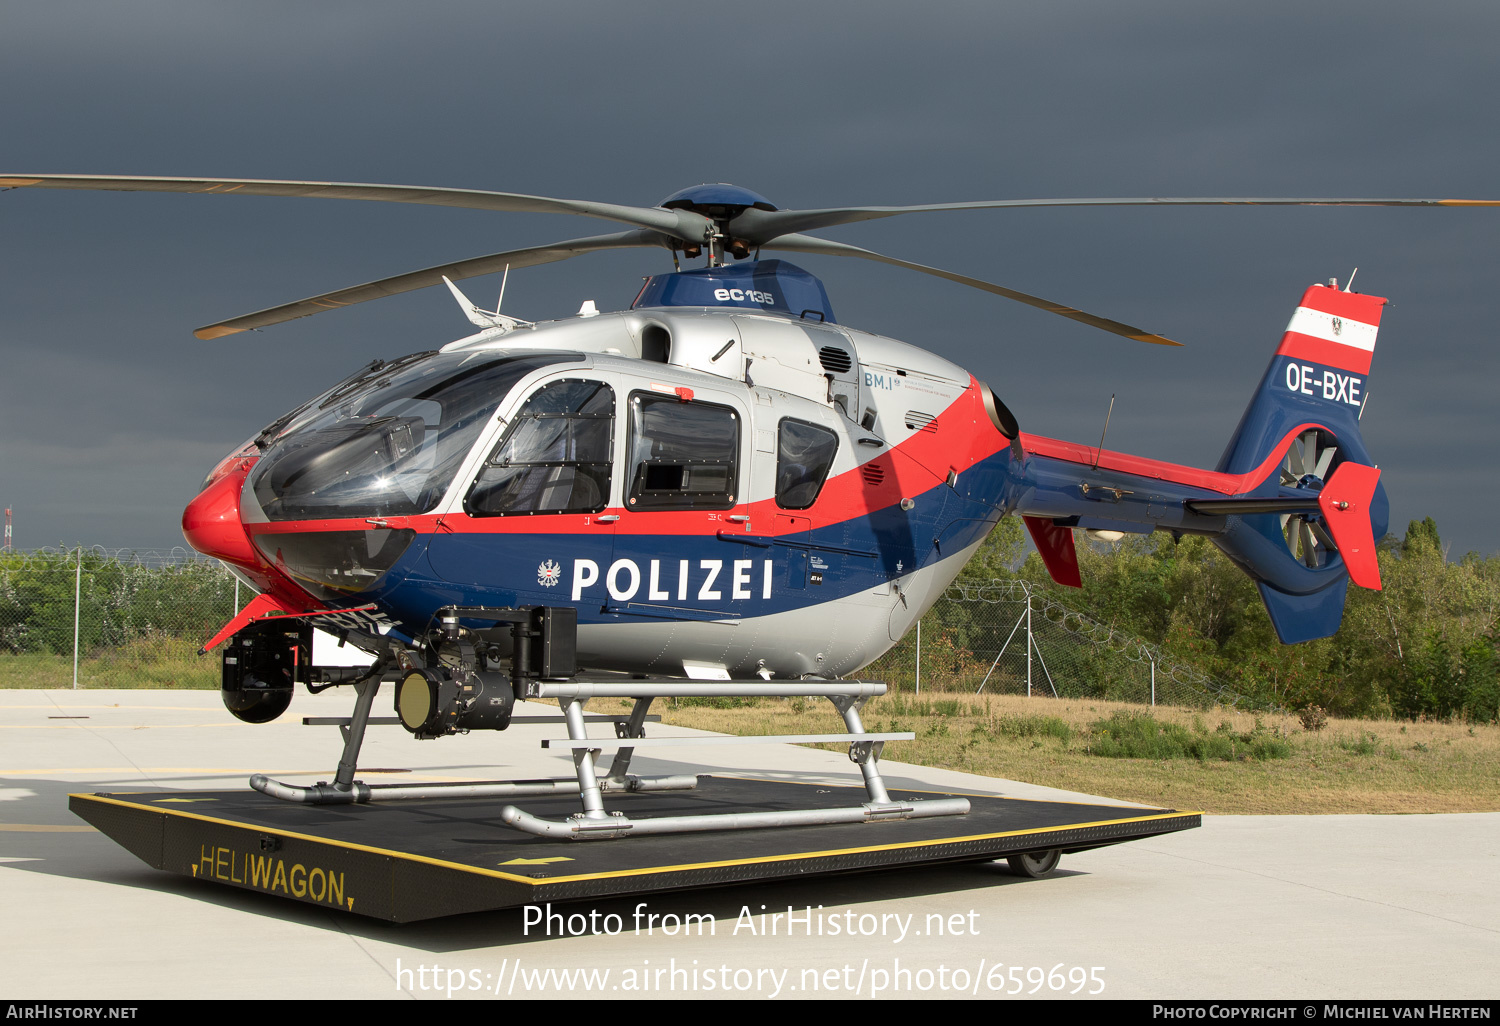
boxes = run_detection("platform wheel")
[1005,849,1062,878]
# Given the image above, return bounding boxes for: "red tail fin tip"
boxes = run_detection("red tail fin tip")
[1274,284,1386,376]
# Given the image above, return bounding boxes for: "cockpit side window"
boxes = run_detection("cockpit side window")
[248,352,579,521]
[626,393,739,511]
[775,418,839,510]
[466,379,614,516]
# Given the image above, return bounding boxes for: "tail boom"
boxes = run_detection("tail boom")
[1004,281,1389,644]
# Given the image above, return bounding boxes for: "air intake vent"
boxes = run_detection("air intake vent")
[818,346,853,374]
[860,463,885,486]
[904,411,937,433]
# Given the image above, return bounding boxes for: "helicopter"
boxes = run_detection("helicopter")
[10,174,1488,842]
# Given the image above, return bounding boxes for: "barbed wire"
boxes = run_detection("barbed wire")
[0,546,225,570]
[945,579,1267,710]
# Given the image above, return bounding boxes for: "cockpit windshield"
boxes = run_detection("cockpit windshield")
[248,351,580,521]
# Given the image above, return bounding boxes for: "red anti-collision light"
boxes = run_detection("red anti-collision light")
[181,461,260,568]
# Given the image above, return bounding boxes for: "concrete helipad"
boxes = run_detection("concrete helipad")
[1,689,1496,1000]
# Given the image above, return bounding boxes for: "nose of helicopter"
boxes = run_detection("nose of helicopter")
[181,463,260,568]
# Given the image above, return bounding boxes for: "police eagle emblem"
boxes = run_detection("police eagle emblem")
[537,559,562,587]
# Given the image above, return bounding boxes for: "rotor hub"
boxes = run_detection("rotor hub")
[658,183,777,218]
[659,184,778,264]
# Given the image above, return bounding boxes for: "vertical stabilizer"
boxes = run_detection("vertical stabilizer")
[1211,283,1390,643]
[1218,284,1384,476]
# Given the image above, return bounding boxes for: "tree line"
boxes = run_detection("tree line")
[949,515,1499,721]
[4,520,1495,722]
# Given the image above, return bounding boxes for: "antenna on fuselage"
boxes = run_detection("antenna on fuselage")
[1092,394,1115,470]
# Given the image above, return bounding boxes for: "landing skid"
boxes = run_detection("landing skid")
[76,606,1201,919]
[249,676,970,838]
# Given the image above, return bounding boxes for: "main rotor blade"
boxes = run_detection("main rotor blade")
[763,233,1181,346]
[730,196,1500,243]
[0,174,713,243]
[194,230,671,339]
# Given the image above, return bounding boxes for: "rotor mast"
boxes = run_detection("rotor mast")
[656,183,776,269]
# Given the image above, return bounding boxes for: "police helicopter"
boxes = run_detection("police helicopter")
[11,174,1490,843]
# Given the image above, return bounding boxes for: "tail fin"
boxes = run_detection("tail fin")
[1212,283,1390,643]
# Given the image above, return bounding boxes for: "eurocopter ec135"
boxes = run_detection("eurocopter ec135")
[14,174,1490,846]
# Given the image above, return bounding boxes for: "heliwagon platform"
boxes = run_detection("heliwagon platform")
[71,776,1199,922]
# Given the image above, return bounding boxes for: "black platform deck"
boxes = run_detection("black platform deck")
[71,778,1200,922]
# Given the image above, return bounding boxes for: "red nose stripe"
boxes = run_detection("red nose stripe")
[181,466,259,567]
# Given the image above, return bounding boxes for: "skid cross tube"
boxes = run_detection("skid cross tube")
[540,732,914,749]
[246,668,967,828]
[601,696,652,791]
[251,682,691,805]
[252,678,386,804]
[500,680,970,840]
[532,680,887,699]
[300,714,664,727]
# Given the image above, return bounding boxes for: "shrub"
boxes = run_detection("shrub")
[998,715,1073,741]
[1338,732,1381,756]
[1087,711,1292,762]
[1298,705,1329,732]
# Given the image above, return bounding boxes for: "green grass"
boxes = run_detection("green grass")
[1086,711,1294,762]
[641,692,1500,814]
[997,714,1074,741]
[5,638,1498,816]
[0,638,219,689]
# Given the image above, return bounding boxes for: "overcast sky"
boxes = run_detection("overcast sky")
[2,1,1497,558]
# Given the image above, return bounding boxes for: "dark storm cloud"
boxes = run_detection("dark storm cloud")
[1,1,1497,555]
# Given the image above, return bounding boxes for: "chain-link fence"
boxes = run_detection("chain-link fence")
[2,549,1254,707]
[866,579,1261,710]
[0,548,240,688]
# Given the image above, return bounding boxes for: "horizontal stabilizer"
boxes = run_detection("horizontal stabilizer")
[1185,496,1319,516]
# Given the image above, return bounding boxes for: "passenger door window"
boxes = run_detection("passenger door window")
[466,379,614,516]
[775,418,839,510]
[626,393,739,510]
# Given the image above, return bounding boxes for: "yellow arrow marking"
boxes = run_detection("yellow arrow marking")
[499,856,575,866]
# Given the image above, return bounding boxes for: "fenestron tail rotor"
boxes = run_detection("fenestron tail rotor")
[1188,424,1385,591]
[1279,429,1340,568]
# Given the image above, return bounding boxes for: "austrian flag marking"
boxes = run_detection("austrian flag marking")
[1274,284,1385,375]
